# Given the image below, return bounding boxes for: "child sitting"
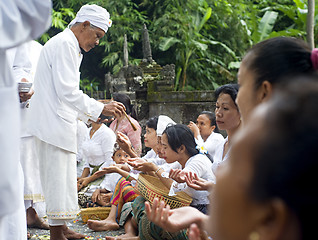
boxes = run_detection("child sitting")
[78,143,130,208]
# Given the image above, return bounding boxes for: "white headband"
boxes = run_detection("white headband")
[156,115,176,136]
[69,4,112,33]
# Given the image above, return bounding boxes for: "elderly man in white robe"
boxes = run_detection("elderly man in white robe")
[28,4,125,240]
[0,0,51,239]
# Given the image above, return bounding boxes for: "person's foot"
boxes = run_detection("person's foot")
[26,207,50,230]
[27,232,32,239]
[87,218,119,231]
[62,225,86,239]
[27,217,50,230]
[50,225,68,240]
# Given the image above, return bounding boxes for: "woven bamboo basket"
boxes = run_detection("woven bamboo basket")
[80,207,111,223]
[135,173,192,209]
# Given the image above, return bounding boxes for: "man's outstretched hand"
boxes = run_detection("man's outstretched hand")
[102,101,126,119]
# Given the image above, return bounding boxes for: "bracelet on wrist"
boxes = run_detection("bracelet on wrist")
[155,167,162,174]
[125,174,130,181]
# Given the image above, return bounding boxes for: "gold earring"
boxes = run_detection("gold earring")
[249,231,260,240]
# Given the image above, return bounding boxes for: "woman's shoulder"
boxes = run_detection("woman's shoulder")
[99,124,116,137]
[142,149,156,159]
[188,153,212,165]
[185,154,214,178]
[209,132,225,141]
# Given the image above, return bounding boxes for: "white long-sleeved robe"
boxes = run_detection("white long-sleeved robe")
[0,0,51,217]
[7,41,47,218]
[28,28,104,153]
[0,0,51,238]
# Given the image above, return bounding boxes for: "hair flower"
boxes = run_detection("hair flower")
[196,145,208,154]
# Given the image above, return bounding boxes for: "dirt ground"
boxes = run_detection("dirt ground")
[28,214,125,240]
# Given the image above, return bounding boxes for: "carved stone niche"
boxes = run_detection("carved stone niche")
[159,64,175,84]
[123,65,145,92]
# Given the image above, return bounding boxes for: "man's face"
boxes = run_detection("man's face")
[78,22,105,52]
[196,114,214,139]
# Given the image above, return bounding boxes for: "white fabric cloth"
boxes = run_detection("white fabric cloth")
[84,164,122,196]
[82,124,116,172]
[169,154,215,205]
[68,4,112,33]
[20,137,46,217]
[77,120,88,177]
[0,1,50,238]
[0,0,51,50]
[35,138,78,220]
[0,0,51,227]
[28,28,104,153]
[142,149,157,160]
[99,172,122,193]
[195,132,224,160]
[0,83,21,216]
[6,41,43,137]
[7,41,47,217]
[7,43,32,85]
[156,115,176,136]
[77,119,88,163]
[212,137,230,174]
[0,163,27,240]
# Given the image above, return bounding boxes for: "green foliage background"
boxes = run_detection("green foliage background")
[41,0,318,91]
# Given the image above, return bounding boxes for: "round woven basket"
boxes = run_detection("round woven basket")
[80,207,111,223]
[135,173,192,209]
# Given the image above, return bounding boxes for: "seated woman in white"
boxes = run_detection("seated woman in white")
[212,84,241,174]
[184,84,241,192]
[107,124,215,240]
[188,111,224,160]
[77,121,116,191]
[117,115,181,181]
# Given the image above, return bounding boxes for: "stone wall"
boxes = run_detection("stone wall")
[147,90,216,124]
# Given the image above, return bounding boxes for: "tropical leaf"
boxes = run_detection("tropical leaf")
[191,40,208,51]
[159,37,180,51]
[268,29,305,38]
[204,39,237,59]
[293,0,308,24]
[197,7,212,32]
[228,61,241,70]
[258,11,279,41]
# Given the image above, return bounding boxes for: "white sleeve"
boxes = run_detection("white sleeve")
[183,157,206,176]
[195,135,204,147]
[12,43,32,82]
[51,40,104,123]
[0,0,52,49]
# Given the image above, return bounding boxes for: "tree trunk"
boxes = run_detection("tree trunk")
[307,0,315,49]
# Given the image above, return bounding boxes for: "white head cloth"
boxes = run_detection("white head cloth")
[69,4,112,33]
[157,115,176,136]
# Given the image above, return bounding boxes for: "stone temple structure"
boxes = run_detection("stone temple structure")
[104,25,216,131]
[105,24,175,121]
